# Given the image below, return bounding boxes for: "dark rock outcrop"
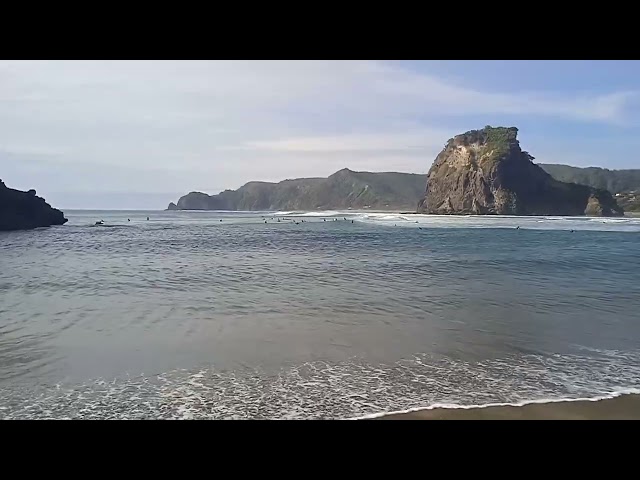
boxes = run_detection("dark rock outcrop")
[168,169,428,211]
[417,126,624,217]
[0,179,68,231]
[167,202,178,211]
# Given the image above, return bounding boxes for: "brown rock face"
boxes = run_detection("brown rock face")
[417,126,624,217]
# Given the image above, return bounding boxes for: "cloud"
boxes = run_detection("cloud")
[236,129,452,153]
[0,60,637,208]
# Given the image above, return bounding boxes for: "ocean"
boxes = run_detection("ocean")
[1,209,639,419]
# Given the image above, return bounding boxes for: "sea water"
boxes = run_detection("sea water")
[0,210,639,419]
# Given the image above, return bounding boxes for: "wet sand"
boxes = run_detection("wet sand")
[374,394,640,420]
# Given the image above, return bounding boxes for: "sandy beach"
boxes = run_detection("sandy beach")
[374,394,640,420]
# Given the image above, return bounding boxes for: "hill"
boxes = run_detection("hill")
[539,164,640,212]
[168,169,428,211]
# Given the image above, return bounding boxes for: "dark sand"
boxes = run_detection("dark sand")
[374,394,640,420]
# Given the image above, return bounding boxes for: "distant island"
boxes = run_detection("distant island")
[0,179,68,231]
[168,127,639,216]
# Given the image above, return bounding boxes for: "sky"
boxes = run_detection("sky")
[1,60,640,210]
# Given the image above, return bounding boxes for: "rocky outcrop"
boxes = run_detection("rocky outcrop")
[167,202,178,211]
[168,169,428,211]
[417,126,624,217]
[0,179,68,231]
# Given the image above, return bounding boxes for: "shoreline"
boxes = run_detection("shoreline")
[363,393,640,420]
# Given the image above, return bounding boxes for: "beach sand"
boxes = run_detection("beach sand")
[374,394,640,420]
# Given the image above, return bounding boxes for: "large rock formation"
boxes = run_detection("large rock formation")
[417,126,624,217]
[168,169,428,211]
[0,179,68,231]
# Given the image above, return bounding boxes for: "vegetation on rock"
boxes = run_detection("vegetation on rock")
[418,126,624,217]
[168,169,428,211]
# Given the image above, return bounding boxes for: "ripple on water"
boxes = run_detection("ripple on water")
[1,211,640,418]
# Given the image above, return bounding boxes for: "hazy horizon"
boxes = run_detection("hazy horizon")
[3,60,640,209]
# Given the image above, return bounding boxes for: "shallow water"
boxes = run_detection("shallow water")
[1,209,639,419]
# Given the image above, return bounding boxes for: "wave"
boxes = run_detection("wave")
[350,387,640,420]
[298,211,342,217]
[3,346,640,419]
[588,217,631,223]
[348,212,640,232]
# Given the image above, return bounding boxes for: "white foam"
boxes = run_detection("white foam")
[349,212,640,232]
[298,211,342,217]
[349,387,640,420]
[3,349,640,420]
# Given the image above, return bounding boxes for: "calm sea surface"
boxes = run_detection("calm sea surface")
[1,209,639,419]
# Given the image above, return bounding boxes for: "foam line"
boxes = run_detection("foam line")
[349,387,640,420]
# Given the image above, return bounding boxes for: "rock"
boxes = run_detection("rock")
[166,202,178,211]
[0,181,68,231]
[417,126,624,217]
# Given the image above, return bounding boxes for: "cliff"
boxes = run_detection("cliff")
[169,169,428,211]
[0,180,68,231]
[539,164,640,194]
[417,126,624,217]
[539,163,640,212]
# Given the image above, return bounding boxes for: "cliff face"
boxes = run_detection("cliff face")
[169,169,428,211]
[417,126,624,217]
[0,180,68,231]
[539,163,640,194]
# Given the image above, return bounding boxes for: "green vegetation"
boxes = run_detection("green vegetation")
[482,126,518,161]
[452,126,520,162]
[539,164,640,213]
[171,169,429,211]
[539,164,640,194]
[615,191,640,212]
